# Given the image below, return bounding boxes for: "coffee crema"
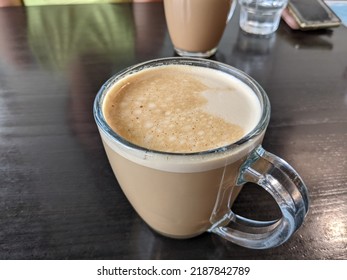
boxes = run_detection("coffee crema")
[103,65,261,153]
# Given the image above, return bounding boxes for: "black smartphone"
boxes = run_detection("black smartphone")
[282,0,341,30]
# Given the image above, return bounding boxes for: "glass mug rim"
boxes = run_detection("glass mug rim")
[93,57,271,157]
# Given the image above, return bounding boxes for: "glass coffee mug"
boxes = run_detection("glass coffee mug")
[164,0,237,57]
[93,58,309,249]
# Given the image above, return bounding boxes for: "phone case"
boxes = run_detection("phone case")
[287,0,341,30]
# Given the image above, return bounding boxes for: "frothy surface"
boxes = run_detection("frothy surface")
[103,65,260,153]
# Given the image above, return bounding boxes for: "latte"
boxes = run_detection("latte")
[97,61,264,238]
[103,65,261,154]
[94,59,308,245]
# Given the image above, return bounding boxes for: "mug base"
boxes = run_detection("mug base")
[174,47,217,58]
[150,226,206,239]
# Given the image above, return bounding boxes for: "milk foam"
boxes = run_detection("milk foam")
[198,71,260,135]
[101,64,263,172]
[103,65,261,153]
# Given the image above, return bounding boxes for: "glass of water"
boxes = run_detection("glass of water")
[238,0,288,35]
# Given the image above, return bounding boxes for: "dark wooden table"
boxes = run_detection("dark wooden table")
[0,2,346,260]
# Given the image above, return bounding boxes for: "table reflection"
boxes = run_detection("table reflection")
[278,26,334,50]
[27,4,136,72]
[230,28,276,83]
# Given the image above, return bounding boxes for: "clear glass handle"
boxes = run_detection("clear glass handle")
[209,146,309,249]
